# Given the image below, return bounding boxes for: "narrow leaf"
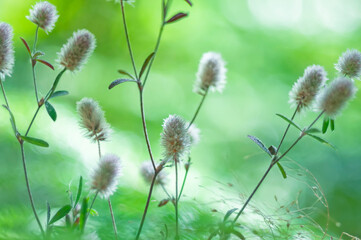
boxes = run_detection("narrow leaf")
[223,208,238,222]
[166,12,188,24]
[184,0,192,6]
[330,119,335,131]
[118,69,135,80]
[322,117,329,134]
[46,202,51,225]
[306,128,321,134]
[33,51,45,59]
[307,133,335,149]
[50,90,69,99]
[231,230,246,240]
[20,37,31,57]
[276,162,287,179]
[36,59,54,70]
[276,113,302,131]
[139,52,155,79]
[79,197,89,231]
[2,104,17,135]
[20,135,49,147]
[45,101,57,121]
[48,205,72,225]
[108,79,137,89]
[247,135,271,157]
[158,199,169,207]
[74,176,83,208]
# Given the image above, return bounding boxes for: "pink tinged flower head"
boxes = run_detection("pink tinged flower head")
[194,52,227,94]
[140,161,167,185]
[26,1,59,33]
[289,65,328,111]
[161,115,191,160]
[77,98,112,142]
[335,49,361,79]
[317,77,357,119]
[0,22,15,80]
[58,29,96,72]
[91,154,122,198]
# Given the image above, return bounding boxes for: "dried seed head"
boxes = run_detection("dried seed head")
[0,22,15,79]
[289,65,327,111]
[26,1,59,33]
[317,77,357,118]
[194,52,227,94]
[77,98,111,142]
[187,123,200,146]
[140,161,167,185]
[161,115,191,160]
[335,49,361,79]
[58,29,96,72]
[91,154,122,198]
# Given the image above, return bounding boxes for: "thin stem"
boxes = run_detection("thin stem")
[0,79,10,108]
[177,165,189,201]
[161,183,172,200]
[96,138,102,159]
[174,158,179,240]
[108,198,118,240]
[32,26,40,104]
[187,89,208,129]
[32,26,39,54]
[120,0,138,79]
[20,142,45,236]
[25,106,41,137]
[86,191,98,223]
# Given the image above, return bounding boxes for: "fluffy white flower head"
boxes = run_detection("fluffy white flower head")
[0,22,14,80]
[335,49,361,79]
[91,154,122,198]
[187,123,200,146]
[26,1,59,33]
[140,161,167,185]
[194,52,227,94]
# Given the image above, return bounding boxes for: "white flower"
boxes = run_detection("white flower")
[0,22,14,79]
[26,1,59,33]
[335,49,361,79]
[140,161,167,185]
[187,123,200,146]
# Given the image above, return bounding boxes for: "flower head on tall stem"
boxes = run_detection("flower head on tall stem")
[0,22,15,80]
[317,77,357,119]
[194,52,227,95]
[77,98,112,142]
[289,65,327,111]
[57,29,96,72]
[335,49,361,79]
[91,154,122,199]
[161,115,191,161]
[140,161,167,185]
[26,1,59,33]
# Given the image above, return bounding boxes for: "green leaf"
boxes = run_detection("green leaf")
[223,208,238,222]
[20,135,49,147]
[247,135,271,157]
[108,79,137,89]
[330,119,335,131]
[79,197,89,231]
[139,52,155,79]
[276,113,302,131]
[48,205,72,225]
[276,162,287,179]
[322,117,329,134]
[49,90,69,99]
[46,202,51,225]
[74,176,83,208]
[306,128,321,134]
[89,208,98,216]
[231,230,245,239]
[32,50,45,59]
[45,101,57,121]
[307,133,335,149]
[2,104,17,135]
[118,69,135,80]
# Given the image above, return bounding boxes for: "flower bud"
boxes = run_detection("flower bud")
[91,154,122,198]
[161,115,191,160]
[140,161,167,185]
[289,65,327,111]
[77,98,111,142]
[335,49,361,79]
[317,77,357,118]
[58,29,96,72]
[0,22,15,79]
[26,1,59,33]
[194,52,227,94]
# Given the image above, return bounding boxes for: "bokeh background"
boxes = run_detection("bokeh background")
[0,0,360,239]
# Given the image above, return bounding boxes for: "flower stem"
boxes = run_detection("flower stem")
[32,26,39,54]
[187,89,208,129]
[0,78,10,108]
[174,158,180,240]
[85,191,99,227]
[32,26,40,104]
[178,163,190,201]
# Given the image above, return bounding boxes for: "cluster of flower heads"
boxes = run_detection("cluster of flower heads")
[27,1,59,33]
[289,49,360,119]
[77,98,112,142]
[0,22,14,80]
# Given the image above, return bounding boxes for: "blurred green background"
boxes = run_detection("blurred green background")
[0,0,361,239]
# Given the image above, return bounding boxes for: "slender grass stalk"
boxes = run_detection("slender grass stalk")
[174,158,180,240]
[177,165,189,201]
[31,26,40,104]
[32,26,39,53]
[0,78,10,108]
[187,89,208,129]
[84,191,99,229]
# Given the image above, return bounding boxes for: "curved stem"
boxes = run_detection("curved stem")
[174,158,179,240]
[187,89,208,129]
[0,79,10,108]
[108,198,118,240]
[20,142,45,236]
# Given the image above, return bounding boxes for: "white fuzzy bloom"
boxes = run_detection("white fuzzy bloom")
[0,22,14,80]
[187,123,200,146]
[289,65,327,111]
[194,52,227,94]
[26,1,59,33]
[58,29,96,72]
[317,77,357,118]
[77,98,111,142]
[91,154,122,198]
[335,49,361,79]
[140,161,167,185]
[161,115,191,160]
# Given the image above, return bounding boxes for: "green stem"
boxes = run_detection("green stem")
[0,78,10,108]
[177,164,189,201]
[85,191,98,225]
[174,158,179,240]
[32,26,39,54]
[108,198,118,240]
[32,26,40,104]
[187,89,208,129]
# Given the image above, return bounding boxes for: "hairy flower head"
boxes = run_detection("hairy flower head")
[91,154,122,198]
[187,123,200,146]
[0,22,14,79]
[140,161,167,185]
[317,77,357,118]
[289,65,327,111]
[194,52,227,94]
[335,49,361,79]
[161,115,191,160]
[77,98,111,142]
[26,1,59,33]
[58,29,95,72]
